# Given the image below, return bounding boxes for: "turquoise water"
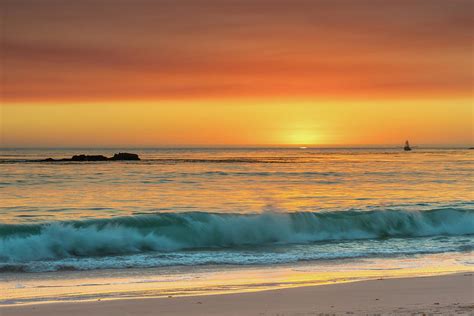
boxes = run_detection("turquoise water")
[0,148,473,272]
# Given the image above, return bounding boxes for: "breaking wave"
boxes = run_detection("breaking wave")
[1,208,472,264]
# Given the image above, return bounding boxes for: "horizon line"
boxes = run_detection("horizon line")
[1,144,472,150]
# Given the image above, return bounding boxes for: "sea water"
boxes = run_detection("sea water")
[1,147,472,275]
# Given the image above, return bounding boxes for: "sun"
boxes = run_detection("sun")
[283,128,322,146]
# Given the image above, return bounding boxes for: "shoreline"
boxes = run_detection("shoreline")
[1,273,472,315]
[0,253,474,308]
[1,252,472,306]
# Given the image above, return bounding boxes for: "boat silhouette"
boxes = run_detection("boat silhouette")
[404,140,412,151]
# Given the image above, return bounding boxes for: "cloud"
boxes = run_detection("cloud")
[2,0,472,102]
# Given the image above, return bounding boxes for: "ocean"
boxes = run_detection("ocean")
[0,147,473,304]
[1,147,472,271]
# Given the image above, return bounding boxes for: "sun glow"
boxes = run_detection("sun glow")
[283,128,323,146]
[1,100,472,147]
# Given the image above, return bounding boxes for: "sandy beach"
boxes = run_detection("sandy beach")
[1,273,472,316]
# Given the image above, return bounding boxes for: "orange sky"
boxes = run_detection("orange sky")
[1,0,473,146]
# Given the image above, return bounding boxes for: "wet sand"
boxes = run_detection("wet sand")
[1,273,473,315]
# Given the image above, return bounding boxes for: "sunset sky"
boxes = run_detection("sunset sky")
[1,0,473,147]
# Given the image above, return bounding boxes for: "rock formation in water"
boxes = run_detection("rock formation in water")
[71,155,109,161]
[42,153,140,162]
[110,153,140,161]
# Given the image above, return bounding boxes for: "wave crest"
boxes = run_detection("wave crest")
[1,208,473,262]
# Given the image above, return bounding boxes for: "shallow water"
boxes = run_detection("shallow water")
[1,253,472,306]
[0,148,473,272]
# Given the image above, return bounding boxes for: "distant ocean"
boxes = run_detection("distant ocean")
[1,148,473,273]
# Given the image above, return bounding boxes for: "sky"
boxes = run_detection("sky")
[1,0,473,147]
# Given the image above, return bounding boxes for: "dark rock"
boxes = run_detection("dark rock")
[71,155,108,161]
[110,153,140,161]
[41,153,140,162]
